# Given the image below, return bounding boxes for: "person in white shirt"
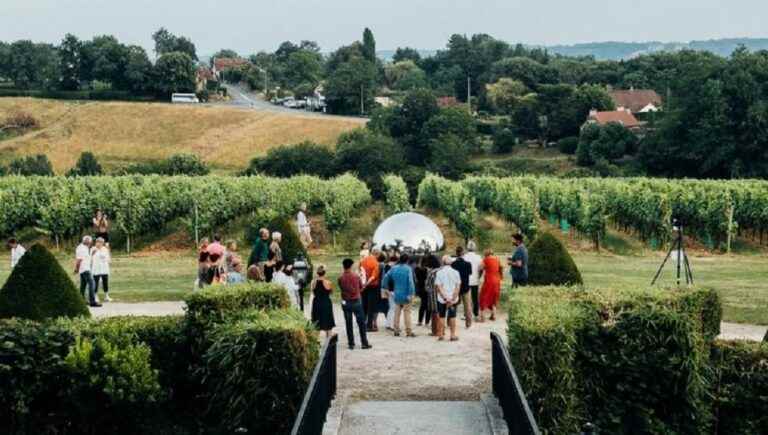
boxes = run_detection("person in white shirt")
[297,203,313,248]
[7,238,26,269]
[91,237,112,302]
[272,261,300,308]
[74,236,101,307]
[434,255,461,341]
[463,241,484,321]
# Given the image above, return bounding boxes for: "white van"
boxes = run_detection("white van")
[171,93,200,104]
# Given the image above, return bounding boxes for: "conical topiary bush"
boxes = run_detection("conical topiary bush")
[0,243,90,320]
[527,232,583,286]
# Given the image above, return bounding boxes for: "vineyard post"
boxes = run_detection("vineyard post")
[726,204,734,254]
[194,202,199,248]
[126,196,131,255]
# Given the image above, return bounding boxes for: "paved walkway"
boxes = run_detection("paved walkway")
[338,401,492,435]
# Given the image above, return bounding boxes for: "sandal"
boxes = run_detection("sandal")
[450,337,459,341]
[438,336,445,341]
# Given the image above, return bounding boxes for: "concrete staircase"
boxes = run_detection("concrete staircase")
[323,394,508,435]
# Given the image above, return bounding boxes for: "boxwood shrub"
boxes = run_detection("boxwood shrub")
[507,286,723,434]
[710,340,768,434]
[201,309,320,434]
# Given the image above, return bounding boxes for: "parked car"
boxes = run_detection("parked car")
[171,93,200,104]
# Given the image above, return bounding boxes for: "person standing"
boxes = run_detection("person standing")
[464,241,483,321]
[382,253,416,337]
[508,234,529,287]
[421,254,441,334]
[434,255,461,341]
[270,232,283,262]
[273,261,300,308]
[92,209,110,244]
[297,203,313,248]
[338,258,372,350]
[360,248,381,331]
[479,248,503,322]
[414,256,429,327]
[74,236,101,308]
[451,246,473,328]
[383,254,398,330]
[248,228,271,267]
[310,265,335,338]
[7,238,26,269]
[91,237,111,302]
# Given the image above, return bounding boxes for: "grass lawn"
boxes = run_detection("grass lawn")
[0,249,765,325]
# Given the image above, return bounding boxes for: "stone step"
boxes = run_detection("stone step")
[337,401,498,435]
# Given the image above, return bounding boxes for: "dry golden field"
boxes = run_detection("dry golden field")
[0,98,366,172]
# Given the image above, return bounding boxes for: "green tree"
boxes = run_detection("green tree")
[67,152,103,176]
[577,124,601,166]
[212,49,239,60]
[153,52,196,95]
[486,78,530,114]
[152,27,197,60]
[385,88,440,164]
[362,28,377,63]
[334,130,407,197]
[124,46,152,93]
[59,34,82,91]
[6,41,59,90]
[8,154,54,176]
[392,47,421,63]
[491,57,559,89]
[285,50,323,89]
[427,134,471,179]
[83,36,131,90]
[245,141,337,178]
[421,107,477,151]
[324,57,378,115]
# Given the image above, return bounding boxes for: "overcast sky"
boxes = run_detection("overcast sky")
[2,0,767,55]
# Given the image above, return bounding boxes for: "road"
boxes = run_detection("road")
[213,84,367,122]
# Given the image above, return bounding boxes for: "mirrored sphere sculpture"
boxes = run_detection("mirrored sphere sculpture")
[372,212,445,254]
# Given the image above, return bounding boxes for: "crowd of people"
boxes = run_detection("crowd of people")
[306,233,529,350]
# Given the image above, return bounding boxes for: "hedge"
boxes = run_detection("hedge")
[710,340,768,434]
[201,309,320,434]
[0,88,159,101]
[507,286,723,434]
[1,284,318,435]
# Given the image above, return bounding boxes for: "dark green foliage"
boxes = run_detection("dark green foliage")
[202,309,319,434]
[335,129,407,197]
[493,128,517,154]
[185,282,291,338]
[527,232,583,286]
[67,151,103,176]
[124,153,209,176]
[245,141,336,178]
[508,287,724,434]
[710,340,768,434]
[427,134,472,180]
[557,136,579,155]
[6,154,54,176]
[0,243,89,321]
[421,106,478,150]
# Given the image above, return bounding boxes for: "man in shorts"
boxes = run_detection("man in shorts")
[434,255,461,341]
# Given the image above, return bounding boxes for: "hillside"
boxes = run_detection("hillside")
[546,37,768,60]
[0,98,366,173]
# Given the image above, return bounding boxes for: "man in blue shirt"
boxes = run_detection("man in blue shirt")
[508,234,529,286]
[383,253,416,337]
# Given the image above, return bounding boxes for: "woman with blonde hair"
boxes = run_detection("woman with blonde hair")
[310,265,336,338]
[479,248,503,322]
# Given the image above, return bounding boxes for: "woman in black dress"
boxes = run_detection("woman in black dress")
[310,265,335,337]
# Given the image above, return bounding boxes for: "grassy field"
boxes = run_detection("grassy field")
[0,249,765,324]
[0,98,365,173]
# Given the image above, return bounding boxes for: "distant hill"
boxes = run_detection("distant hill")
[546,38,768,60]
[377,49,437,62]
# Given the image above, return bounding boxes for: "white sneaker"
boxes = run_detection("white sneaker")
[104,294,112,302]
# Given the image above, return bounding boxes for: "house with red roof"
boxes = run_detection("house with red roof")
[211,57,249,80]
[609,88,662,114]
[585,108,641,130]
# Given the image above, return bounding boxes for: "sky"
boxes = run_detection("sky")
[2,0,767,55]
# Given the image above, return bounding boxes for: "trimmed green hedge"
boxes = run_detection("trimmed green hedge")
[202,309,320,434]
[711,340,768,434]
[527,232,583,286]
[1,284,318,435]
[508,286,723,434]
[0,88,159,101]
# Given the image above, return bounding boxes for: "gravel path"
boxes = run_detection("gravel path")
[89,301,185,318]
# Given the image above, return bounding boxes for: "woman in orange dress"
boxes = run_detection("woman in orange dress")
[479,248,503,322]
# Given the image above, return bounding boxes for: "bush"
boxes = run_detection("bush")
[67,151,103,176]
[710,340,768,434]
[335,129,407,198]
[7,154,54,176]
[427,133,471,180]
[0,243,90,321]
[493,128,517,154]
[185,282,291,338]
[508,286,723,434]
[527,232,583,286]
[557,136,579,155]
[201,309,319,434]
[383,174,411,213]
[244,141,337,178]
[124,153,209,176]
[1,111,39,130]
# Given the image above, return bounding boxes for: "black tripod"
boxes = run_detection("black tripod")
[651,221,694,286]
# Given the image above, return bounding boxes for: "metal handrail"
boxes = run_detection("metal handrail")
[290,334,338,435]
[491,332,541,435]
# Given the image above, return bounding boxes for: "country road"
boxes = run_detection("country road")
[212,84,368,123]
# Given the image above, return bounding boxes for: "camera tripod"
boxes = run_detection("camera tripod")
[651,222,694,287]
